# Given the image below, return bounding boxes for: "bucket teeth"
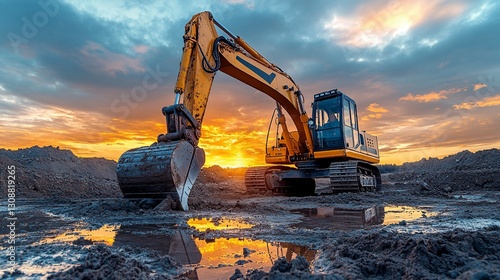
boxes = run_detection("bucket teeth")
[116,140,205,210]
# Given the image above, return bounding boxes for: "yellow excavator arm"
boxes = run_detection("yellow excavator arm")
[170,11,313,157]
[117,11,314,210]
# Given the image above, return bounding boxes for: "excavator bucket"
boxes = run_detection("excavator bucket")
[116,140,205,211]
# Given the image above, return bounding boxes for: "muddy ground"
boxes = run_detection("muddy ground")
[0,147,499,279]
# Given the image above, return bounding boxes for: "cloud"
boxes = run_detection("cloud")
[1,0,500,166]
[133,44,149,54]
[362,103,388,121]
[200,117,269,167]
[453,95,500,110]
[324,0,468,49]
[473,83,487,91]
[366,103,388,113]
[399,88,466,103]
[80,41,145,75]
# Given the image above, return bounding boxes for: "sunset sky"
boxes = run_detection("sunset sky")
[1,0,499,167]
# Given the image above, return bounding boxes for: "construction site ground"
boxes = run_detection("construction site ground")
[1,147,499,279]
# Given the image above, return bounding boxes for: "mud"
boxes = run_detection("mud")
[0,147,499,279]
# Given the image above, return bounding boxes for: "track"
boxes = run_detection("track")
[244,167,269,193]
[245,166,316,196]
[329,161,380,192]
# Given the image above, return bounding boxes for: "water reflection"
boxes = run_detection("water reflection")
[36,218,316,280]
[292,205,436,230]
[187,217,253,231]
[38,224,119,245]
[113,224,315,280]
[383,205,436,225]
[114,225,201,264]
[293,206,385,230]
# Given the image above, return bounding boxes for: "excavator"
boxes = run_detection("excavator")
[116,11,381,210]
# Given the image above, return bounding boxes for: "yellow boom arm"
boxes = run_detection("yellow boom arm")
[173,11,313,158]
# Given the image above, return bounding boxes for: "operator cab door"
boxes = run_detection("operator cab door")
[312,90,359,151]
[342,96,359,150]
[312,91,343,150]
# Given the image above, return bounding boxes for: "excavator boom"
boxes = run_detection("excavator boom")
[117,12,314,210]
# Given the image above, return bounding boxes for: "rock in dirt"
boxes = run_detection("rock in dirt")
[243,247,256,257]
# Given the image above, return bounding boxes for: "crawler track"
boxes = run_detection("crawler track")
[244,167,269,193]
[329,161,381,192]
[245,166,316,196]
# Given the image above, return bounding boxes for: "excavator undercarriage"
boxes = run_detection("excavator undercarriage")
[244,166,316,196]
[245,161,381,195]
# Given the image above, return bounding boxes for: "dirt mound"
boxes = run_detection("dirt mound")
[387,149,500,194]
[317,227,500,279]
[400,149,499,173]
[0,146,247,202]
[0,146,120,199]
[189,166,248,210]
[196,165,231,183]
[47,245,181,279]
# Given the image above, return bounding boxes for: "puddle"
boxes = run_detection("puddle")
[184,237,315,279]
[116,224,314,280]
[432,218,500,231]
[292,205,436,230]
[452,194,498,203]
[187,217,253,231]
[37,224,119,246]
[32,218,314,280]
[383,206,436,225]
[2,247,82,279]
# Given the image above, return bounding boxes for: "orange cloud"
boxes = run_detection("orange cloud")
[371,112,500,165]
[199,117,269,167]
[453,95,500,110]
[473,83,487,91]
[0,80,279,168]
[366,103,388,113]
[362,103,388,121]
[362,113,383,121]
[400,88,465,102]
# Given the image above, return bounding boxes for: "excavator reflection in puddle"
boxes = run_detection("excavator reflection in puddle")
[292,205,435,230]
[113,224,315,280]
[292,205,386,230]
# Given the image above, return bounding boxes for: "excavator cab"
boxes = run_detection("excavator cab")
[311,89,359,151]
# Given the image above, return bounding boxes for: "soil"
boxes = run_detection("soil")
[387,149,500,194]
[0,146,499,279]
[0,146,120,199]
